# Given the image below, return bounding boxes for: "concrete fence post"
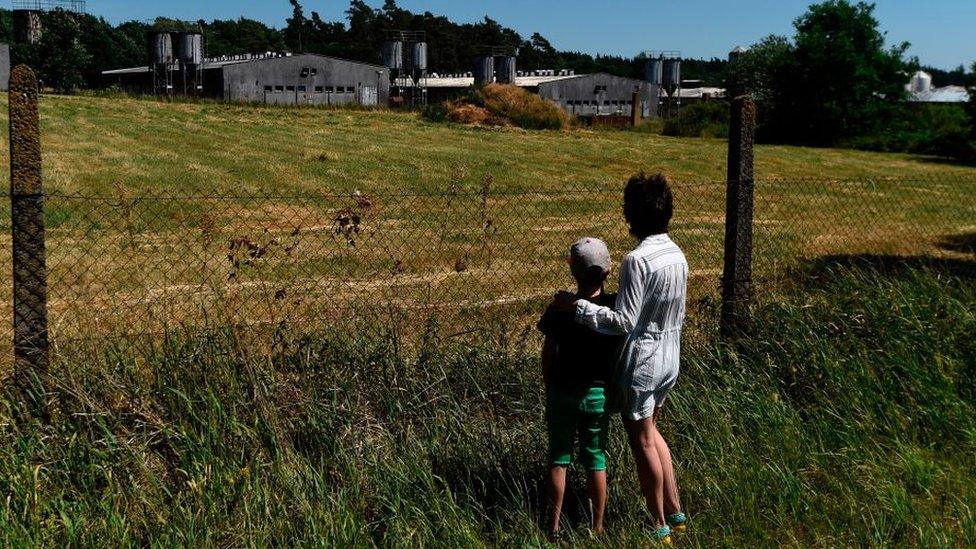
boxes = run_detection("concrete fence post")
[631,91,641,127]
[8,65,50,387]
[721,95,756,337]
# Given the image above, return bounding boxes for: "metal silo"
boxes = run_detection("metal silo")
[382,41,404,70]
[175,32,204,65]
[644,57,663,85]
[410,42,428,72]
[663,58,681,91]
[149,31,173,65]
[474,55,495,85]
[497,56,517,84]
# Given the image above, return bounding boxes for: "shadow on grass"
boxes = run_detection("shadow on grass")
[939,232,976,255]
[913,155,976,168]
[800,252,976,284]
[430,458,598,533]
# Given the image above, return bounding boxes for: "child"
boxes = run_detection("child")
[538,237,622,540]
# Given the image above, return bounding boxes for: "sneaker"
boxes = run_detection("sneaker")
[667,512,687,533]
[653,525,672,544]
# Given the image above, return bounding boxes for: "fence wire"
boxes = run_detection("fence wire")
[1,176,974,363]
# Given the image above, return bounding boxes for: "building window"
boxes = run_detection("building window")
[604,100,610,106]
[297,85,307,92]
[286,85,295,92]
[264,85,272,92]
[274,86,284,92]
[346,86,355,93]
[315,86,324,93]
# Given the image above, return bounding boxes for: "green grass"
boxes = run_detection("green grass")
[1,258,974,547]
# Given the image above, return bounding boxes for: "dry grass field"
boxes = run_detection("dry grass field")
[0,94,973,353]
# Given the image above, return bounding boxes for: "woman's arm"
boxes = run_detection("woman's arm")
[574,254,645,335]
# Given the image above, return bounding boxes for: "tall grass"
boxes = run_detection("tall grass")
[1,259,974,546]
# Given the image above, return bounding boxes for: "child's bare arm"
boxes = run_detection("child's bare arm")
[541,335,557,387]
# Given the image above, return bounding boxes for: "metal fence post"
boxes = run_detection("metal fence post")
[721,95,756,337]
[9,65,50,387]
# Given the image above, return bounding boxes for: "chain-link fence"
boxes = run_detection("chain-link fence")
[1,176,974,367]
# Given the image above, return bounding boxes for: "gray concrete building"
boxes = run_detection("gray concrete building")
[103,53,390,107]
[425,71,661,118]
[537,73,660,118]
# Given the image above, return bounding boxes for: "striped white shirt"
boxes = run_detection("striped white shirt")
[574,234,688,419]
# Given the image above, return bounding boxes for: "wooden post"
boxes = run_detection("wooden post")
[9,65,50,388]
[721,95,756,337]
[631,91,643,127]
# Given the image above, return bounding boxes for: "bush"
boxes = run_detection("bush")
[663,101,729,138]
[843,103,975,163]
[475,84,570,130]
[423,84,570,131]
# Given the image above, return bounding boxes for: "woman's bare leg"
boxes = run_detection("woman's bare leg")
[624,417,667,526]
[651,417,681,516]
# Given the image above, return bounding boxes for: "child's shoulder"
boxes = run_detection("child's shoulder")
[537,304,571,338]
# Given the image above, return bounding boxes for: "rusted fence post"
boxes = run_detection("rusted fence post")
[631,91,641,127]
[9,65,50,389]
[721,95,756,337]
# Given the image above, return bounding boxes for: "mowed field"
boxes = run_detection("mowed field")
[0,94,973,349]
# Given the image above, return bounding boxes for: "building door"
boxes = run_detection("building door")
[359,86,378,106]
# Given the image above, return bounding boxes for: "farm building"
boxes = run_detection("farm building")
[905,71,971,104]
[426,72,662,117]
[102,53,390,107]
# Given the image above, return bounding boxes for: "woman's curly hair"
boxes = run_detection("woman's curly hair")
[623,172,673,239]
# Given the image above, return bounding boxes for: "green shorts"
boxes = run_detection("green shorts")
[546,386,609,471]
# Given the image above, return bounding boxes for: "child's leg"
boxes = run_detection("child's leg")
[546,389,574,534]
[580,387,610,532]
[586,470,607,532]
[547,466,568,533]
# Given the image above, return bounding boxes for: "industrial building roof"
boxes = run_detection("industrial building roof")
[908,85,971,103]
[102,53,386,76]
[420,74,579,88]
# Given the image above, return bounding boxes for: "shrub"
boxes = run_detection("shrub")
[424,84,570,130]
[475,84,570,130]
[843,103,975,163]
[663,101,729,138]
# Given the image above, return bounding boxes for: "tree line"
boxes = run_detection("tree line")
[0,0,728,93]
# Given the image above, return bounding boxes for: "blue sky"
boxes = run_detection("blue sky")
[92,1,975,69]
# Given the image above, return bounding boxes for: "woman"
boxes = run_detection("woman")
[551,172,688,543]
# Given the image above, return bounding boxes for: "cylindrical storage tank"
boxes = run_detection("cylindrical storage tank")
[663,58,681,89]
[473,55,495,85]
[175,32,204,65]
[410,42,428,72]
[149,32,173,65]
[645,57,663,85]
[496,56,517,84]
[910,71,932,93]
[382,41,403,70]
